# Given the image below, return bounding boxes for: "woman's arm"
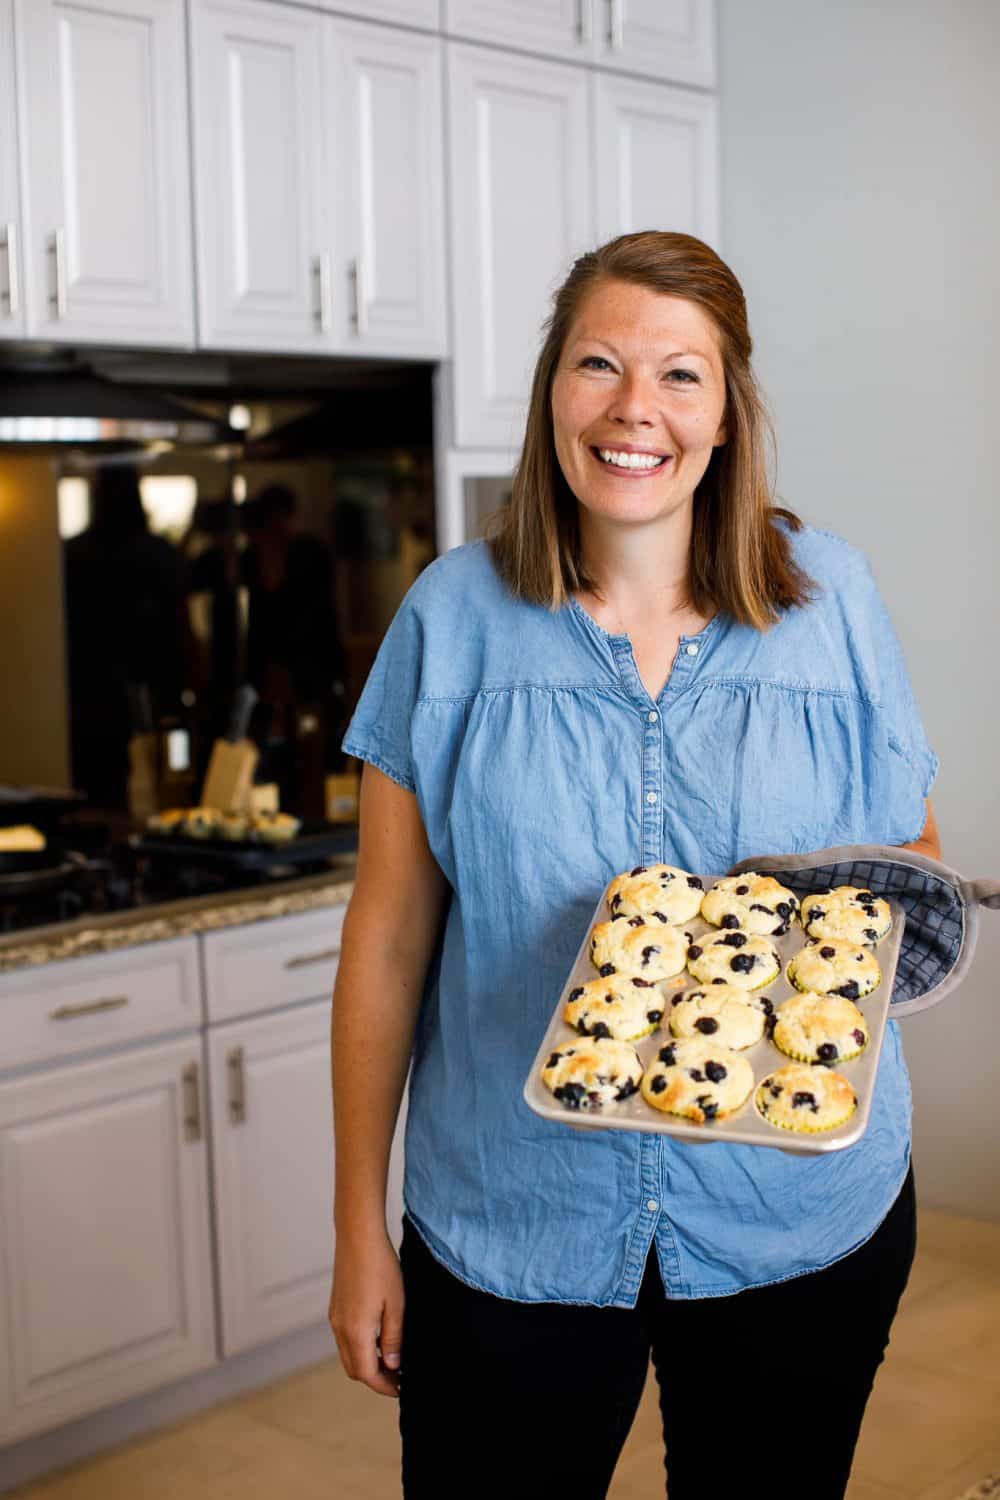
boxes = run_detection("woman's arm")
[328,763,448,1397]
[898,798,942,860]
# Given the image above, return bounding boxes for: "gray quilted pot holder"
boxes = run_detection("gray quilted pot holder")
[727,844,1000,1017]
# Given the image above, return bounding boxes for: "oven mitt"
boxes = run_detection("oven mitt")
[726,845,1000,1018]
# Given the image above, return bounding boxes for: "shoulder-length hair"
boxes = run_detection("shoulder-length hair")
[488,231,818,630]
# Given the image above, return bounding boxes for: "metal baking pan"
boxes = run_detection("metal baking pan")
[130,821,358,870]
[523,877,906,1154]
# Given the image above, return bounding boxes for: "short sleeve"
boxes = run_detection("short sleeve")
[853,559,939,841]
[341,592,423,793]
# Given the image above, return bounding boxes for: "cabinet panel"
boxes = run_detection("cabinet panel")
[190,0,333,351]
[201,905,346,1022]
[0,937,202,1074]
[0,1038,215,1443]
[15,0,194,344]
[444,0,594,62]
[0,0,25,338]
[593,75,719,249]
[207,1000,407,1355]
[330,19,445,355]
[598,0,716,88]
[317,0,440,28]
[447,45,592,448]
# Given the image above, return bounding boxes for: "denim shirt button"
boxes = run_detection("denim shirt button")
[685,643,699,656]
[646,791,658,805]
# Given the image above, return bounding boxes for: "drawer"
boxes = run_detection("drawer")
[0,937,202,1074]
[201,906,346,1023]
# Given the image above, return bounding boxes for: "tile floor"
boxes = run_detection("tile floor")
[8,1209,1000,1500]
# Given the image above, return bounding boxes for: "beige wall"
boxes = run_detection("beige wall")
[0,456,71,787]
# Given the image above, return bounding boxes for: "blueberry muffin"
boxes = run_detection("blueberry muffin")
[786,939,881,1001]
[145,807,188,836]
[667,983,772,1049]
[541,1037,644,1111]
[686,930,780,991]
[218,811,251,841]
[182,806,222,838]
[563,976,666,1042]
[249,810,301,843]
[754,1062,857,1133]
[640,1038,754,1124]
[801,886,892,945]
[772,992,869,1066]
[700,873,800,937]
[589,917,689,983]
[605,864,704,925]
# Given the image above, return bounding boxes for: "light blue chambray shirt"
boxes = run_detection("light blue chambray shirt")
[342,520,938,1306]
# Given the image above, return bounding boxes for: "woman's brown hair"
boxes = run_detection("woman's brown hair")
[488,231,818,630]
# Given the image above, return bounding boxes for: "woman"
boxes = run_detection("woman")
[329,232,941,1498]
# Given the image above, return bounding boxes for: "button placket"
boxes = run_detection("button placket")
[641,691,662,866]
[621,1134,663,1298]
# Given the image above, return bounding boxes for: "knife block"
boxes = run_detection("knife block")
[126,733,160,820]
[200,739,259,813]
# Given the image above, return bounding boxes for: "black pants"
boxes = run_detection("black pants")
[398,1164,916,1499]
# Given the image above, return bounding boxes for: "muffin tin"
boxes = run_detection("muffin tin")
[523,877,906,1154]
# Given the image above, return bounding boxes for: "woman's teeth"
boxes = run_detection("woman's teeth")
[596,448,668,470]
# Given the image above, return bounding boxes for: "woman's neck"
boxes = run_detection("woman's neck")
[576,507,697,629]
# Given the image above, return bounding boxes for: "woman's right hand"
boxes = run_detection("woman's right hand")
[329,1229,405,1399]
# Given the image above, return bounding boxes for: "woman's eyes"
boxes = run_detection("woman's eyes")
[577,357,699,384]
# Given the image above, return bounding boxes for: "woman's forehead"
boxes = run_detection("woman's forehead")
[564,279,723,362]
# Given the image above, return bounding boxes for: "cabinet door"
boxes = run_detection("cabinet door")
[447,45,592,449]
[190,0,334,352]
[317,0,440,29]
[0,1037,215,1443]
[0,0,25,339]
[598,0,716,88]
[443,0,595,62]
[593,75,719,249]
[328,18,446,357]
[207,1000,409,1356]
[14,0,194,345]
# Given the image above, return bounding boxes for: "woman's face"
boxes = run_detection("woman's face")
[550,278,728,528]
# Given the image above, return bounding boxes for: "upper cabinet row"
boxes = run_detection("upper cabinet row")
[0,0,718,437]
[1,0,446,356]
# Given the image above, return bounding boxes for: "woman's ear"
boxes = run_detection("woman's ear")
[712,419,728,448]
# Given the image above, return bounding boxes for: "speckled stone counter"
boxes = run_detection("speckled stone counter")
[0,861,357,974]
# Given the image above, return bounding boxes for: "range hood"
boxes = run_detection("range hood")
[0,365,236,447]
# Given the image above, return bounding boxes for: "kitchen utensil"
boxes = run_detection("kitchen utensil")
[200,685,260,812]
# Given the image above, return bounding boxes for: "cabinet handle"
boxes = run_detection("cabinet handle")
[227,1046,246,1125]
[609,0,625,49]
[351,256,368,337]
[284,945,341,970]
[50,228,68,319]
[49,994,129,1021]
[313,251,332,333]
[577,0,592,44]
[2,223,18,316]
[182,1062,202,1143]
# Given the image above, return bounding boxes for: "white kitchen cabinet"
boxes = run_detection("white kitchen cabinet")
[327,16,447,356]
[317,0,440,29]
[446,43,592,449]
[0,0,25,339]
[13,0,194,346]
[206,997,407,1356]
[592,73,719,248]
[190,0,332,353]
[0,1036,215,1444]
[444,0,715,86]
[595,0,716,88]
[444,0,593,61]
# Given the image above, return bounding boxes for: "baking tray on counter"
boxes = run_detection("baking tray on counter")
[130,821,358,870]
[523,877,906,1154]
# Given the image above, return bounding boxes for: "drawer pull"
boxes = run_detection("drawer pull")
[49,994,130,1021]
[577,0,592,44]
[314,251,332,333]
[284,946,341,970]
[609,0,625,50]
[2,222,19,316]
[227,1046,246,1124]
[51,227,68,319]
[182,1061,202,1142]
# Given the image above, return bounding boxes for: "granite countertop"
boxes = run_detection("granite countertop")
[0,859,358,975]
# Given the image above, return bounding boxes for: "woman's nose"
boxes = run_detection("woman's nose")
[606,372,658,427]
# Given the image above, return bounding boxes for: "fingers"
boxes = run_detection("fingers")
[330,1298,405,1399]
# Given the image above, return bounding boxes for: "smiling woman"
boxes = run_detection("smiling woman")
[330,231,940,1500]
